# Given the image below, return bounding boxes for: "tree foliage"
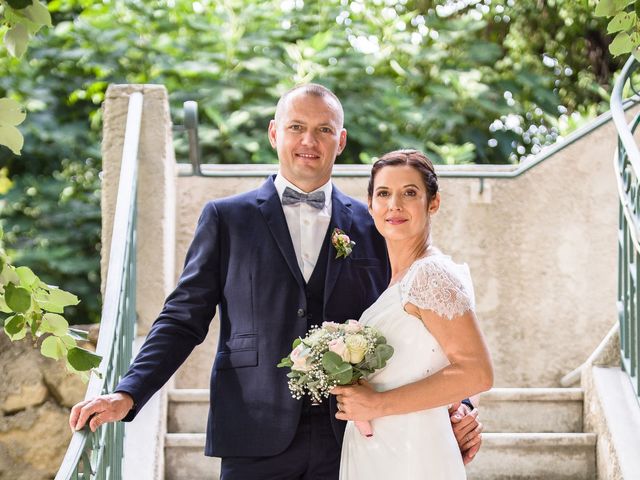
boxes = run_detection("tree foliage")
[0,0,625,326]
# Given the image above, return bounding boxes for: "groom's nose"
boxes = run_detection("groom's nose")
[301,130,318,146]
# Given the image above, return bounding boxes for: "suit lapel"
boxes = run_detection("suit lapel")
[257,176,305,289]
[324,186,354,306]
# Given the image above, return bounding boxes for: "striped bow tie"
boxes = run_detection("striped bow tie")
[281,187,326,209]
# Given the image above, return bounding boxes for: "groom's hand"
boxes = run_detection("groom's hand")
[69,392,134,433]
[449,402,483,465]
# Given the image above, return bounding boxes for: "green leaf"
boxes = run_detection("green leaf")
[277,357,293,368]
[4,313,26,337]
[41,313,69,336]
[5,0,32,9]
[0,297,11,313]
[292,337,302,349]
[322,351,352,384]
[48,287,80,307]
[23,1,52,28]
[41,335,66,360]
[0,265,19,287]
[60,334,77,348]
[0,98,27,126]
[375,344,394,364]
[67,347,101,371]
[608,12,635,33]
[0,125,24,155]
[610,31,635,56]
[15,266,37,288]
[595,0,634,17]
[4,24,29,58]
[4,283,31,313]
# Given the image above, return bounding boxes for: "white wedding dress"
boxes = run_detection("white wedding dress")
[339,254,475,480]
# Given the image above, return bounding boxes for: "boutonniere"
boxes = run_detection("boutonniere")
[331,228,356,259]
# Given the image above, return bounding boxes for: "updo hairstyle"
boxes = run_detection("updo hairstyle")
[367,149,439,203]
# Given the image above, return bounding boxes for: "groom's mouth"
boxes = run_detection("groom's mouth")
[295,152,320,160]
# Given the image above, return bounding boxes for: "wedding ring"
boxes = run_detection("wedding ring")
[337,403,342,412]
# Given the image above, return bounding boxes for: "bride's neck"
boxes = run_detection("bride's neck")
[388,237,431,282]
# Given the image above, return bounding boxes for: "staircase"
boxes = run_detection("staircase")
[467,388,596,479]
[164,386,596,479]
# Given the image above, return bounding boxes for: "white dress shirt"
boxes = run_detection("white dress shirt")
[274,173,332,282]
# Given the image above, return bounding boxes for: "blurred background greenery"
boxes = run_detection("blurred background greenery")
[0,0,622,324]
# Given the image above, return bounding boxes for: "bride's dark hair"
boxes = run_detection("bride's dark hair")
[367,149,438,203]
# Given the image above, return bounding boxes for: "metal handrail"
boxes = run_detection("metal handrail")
[174,97,638,179]
[611,55,640,401]
[55,92,142,479]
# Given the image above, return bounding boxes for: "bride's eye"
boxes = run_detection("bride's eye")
[404,189,417,196]
[376,191,389,197]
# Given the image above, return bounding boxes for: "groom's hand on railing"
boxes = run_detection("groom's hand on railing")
[69,392,134,433]
[449,402,482,465]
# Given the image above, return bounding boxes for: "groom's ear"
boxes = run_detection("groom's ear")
[268,120,277,149]
[337,128,347,154]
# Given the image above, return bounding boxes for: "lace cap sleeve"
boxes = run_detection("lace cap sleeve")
[400,256,475,320]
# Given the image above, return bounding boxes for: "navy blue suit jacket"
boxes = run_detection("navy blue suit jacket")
[116,176,389,457]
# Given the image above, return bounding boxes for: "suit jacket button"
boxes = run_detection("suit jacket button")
[297,308,306,318]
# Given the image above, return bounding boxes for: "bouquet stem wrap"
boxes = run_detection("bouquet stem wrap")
[355,420,373,437]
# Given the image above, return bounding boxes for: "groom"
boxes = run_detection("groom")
[70,84,482,478]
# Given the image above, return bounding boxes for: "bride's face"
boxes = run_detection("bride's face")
[368,165,440,243]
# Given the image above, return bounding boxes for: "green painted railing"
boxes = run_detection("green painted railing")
[612,56,640,401]
[55,92,142,479]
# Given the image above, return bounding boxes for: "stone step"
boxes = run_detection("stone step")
[167,387,585,434]
[479,387,584,433]
[167,389,209,433]
[466,433,597,479]
[165,433,220,480]
[165,432,596,480]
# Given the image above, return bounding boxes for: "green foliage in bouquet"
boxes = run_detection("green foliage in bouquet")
[0,224,101,380]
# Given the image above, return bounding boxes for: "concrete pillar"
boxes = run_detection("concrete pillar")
[101,85,177,480]
[101,84,176,336]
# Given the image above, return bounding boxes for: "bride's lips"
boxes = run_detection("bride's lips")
[386,217,407,225]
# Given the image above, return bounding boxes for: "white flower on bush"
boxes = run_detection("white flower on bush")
[345,334,368,363]
[290,343,313,372]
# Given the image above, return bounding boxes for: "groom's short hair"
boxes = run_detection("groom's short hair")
[274,83,344,127]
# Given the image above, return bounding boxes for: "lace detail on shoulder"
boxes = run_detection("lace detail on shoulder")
[400,255,475,320]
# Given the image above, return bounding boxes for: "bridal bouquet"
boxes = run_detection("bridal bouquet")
[278,320,394,437]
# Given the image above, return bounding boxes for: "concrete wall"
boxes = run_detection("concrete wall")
[101,86,625,389]
[172,121,620,389]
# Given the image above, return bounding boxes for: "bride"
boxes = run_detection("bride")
[333,149,494,479]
